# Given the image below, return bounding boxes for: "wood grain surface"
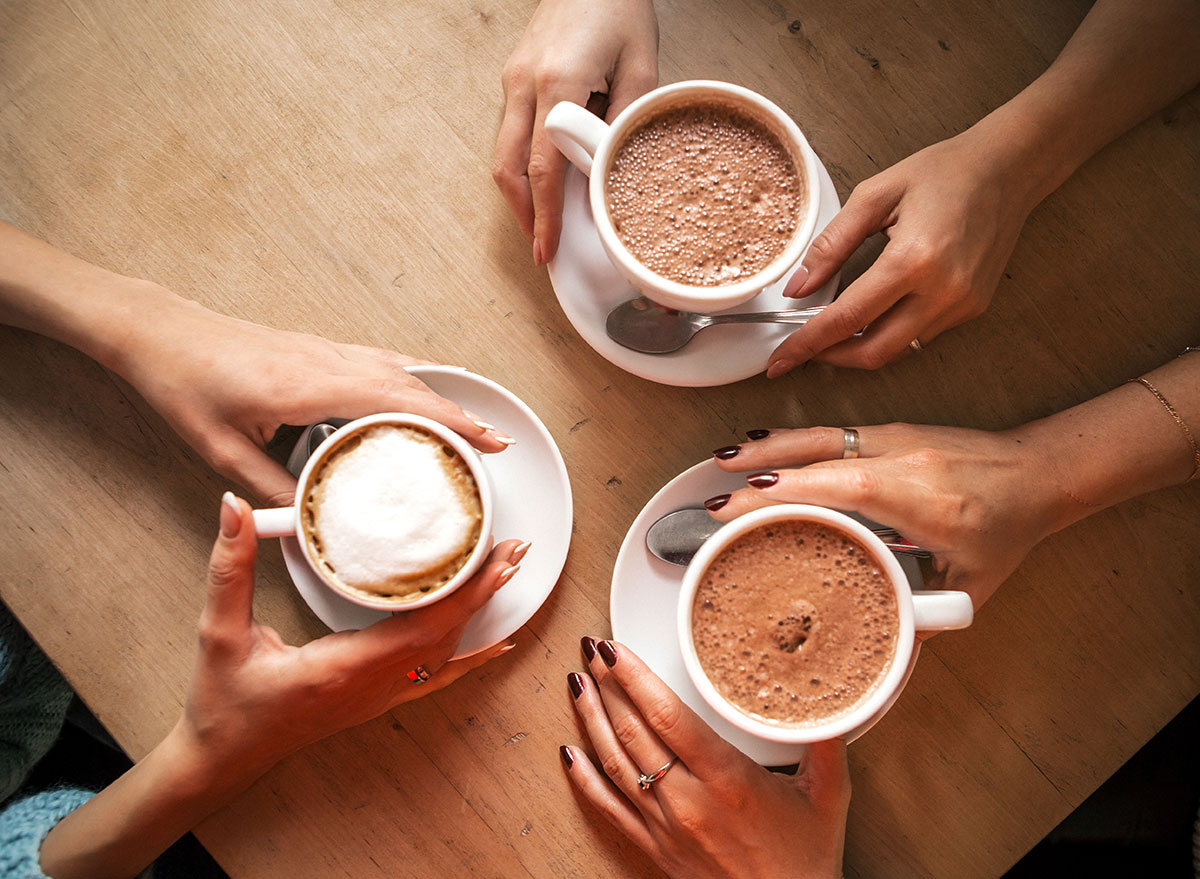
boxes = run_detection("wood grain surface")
[2,1,1198,876]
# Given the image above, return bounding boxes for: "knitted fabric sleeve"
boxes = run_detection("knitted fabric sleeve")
[0,787,94,878]
[0,606,74,803]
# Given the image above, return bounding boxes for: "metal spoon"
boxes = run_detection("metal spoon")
[606,297,827,354]
[645,508,932,565]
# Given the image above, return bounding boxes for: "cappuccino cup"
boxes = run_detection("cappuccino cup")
[252,413,494,611]
[678,504,973,744]
[545,80,822,313]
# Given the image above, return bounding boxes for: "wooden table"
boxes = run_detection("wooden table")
[2,1,1198,876]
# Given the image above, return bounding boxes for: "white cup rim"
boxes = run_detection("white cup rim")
[677,504,916,744]
[290,412,494,611]
[587,79,822,312]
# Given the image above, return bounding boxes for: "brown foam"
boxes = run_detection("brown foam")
[692,520,898,728]
[606,100,805,287]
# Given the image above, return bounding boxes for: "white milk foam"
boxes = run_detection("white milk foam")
[306,426,481,595]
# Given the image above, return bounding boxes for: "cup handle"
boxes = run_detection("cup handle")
[252,507,296,538]
[544,101,610,176]
[911,590,974,632]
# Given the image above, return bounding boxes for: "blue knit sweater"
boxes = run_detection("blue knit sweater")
[0,605,93,878]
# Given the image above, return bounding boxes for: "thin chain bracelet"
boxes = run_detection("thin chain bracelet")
[1126,377,1200,482]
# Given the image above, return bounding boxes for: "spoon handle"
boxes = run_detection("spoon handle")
[707,305,827,326]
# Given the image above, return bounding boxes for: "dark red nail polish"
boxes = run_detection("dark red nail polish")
[713,445,741,460]
[581,636,596,662]
[747,429,771,441]
[560,745,574,768]
[597,640,618,668]
[704,494,730,511]
[568,672,585,699]
[747,471,779,488]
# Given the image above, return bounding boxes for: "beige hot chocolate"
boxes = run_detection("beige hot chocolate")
[691,520,898,728]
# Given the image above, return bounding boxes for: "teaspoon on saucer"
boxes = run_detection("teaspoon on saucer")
[606,298,828,354]
[645,508,932,565]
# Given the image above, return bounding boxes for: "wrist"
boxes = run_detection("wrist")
[1000,422,1098,539]
[162,718,280,800]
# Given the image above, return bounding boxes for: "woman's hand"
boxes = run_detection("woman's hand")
[706,425,1069,610]
[181,494,527,774]
[561,639,849,879]
[108,284,512,506]
[767,129,1039,376]
[493,0,658,266]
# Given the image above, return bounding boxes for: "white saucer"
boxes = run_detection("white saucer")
[610,459,922,766]
[547,155,842,387]
[280,366,573,660]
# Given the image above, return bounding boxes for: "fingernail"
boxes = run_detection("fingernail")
[567,672,585,699]
[473,419,496,431]
[560,745,574,768]
[704,493,730,512]
[220,491,242,538]
[766,358,795,379]
[746,429,771,441]
[495,434,517,446]
[580,636,596,662]
[490,641,517,658]
[497,565,520,587]
[533,239,544,266]
[747,472,779,489]
[713,445,741,460]
[784,263,810,297]
[512,541,532,564]
[597,640,618,668]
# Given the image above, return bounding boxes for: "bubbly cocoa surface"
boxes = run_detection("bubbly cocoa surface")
[692,521,898,727]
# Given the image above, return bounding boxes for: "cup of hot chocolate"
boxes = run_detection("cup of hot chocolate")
[251,413,493,611]
[677,504,973,743]
[545,80,821,313]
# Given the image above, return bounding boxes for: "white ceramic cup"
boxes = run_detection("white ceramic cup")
[544,80,822,313]
[251,412,494,611]
[677,504,973,744]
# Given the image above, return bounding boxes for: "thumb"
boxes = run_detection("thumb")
[785,180,896,299]
[798,738,851,810]
[202,493,259,638]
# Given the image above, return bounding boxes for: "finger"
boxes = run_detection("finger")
[711,425,895,475]
[346,541,524,666]
[813,295,942,370]
[336,343,435,370]
[388,640,518,708]
[604,56,657,123]
[768,263,909,376]
[201,493,258,643]
[561,744,656,853]
[783,179,897,300]
[528,97,572,264]
[492,87,537,241]
[206,431,298,508]
[797,738,851,811]
[711,463,917,529]
[592,640,741,779]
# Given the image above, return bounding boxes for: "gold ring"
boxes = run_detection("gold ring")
[909,338,924,353]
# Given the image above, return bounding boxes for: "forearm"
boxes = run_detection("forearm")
[0,221,187,371]
[1015,351,1200,534]
[39,720,273,879]
[964,0,1200,206]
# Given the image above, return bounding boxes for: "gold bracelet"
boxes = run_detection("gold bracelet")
[1126,378,1200,481]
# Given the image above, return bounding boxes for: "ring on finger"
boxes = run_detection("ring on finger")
[406,665,431,685]
[841,428,861,460]
[909,338,924,353]
[637,756,679,790]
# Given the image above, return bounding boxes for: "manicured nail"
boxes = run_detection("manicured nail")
[747,472,780,489]
[533,239,544,266]
[597,640,618,668]
[512,541,533,564]
[580,636,596,662]
[783,263,810,297]
[473,419,496,431]
[559,745,574,768]
[490,641,517,658]
[704,494,730,512]
[713,445,741,460]
[766,358,795,379]
[746,429,771,441]
[220,492,242,538]
[495,434,517,446]
[567,672,585,699]
[497,565,520,587]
